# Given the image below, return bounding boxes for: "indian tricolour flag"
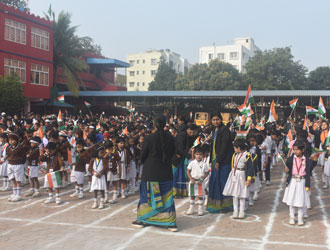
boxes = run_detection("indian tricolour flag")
[289,98,298,110]
[84,101,92,108]
[57,95,65,103]
[318,97,326,115]
[325,129,330,147]
[306,106,318,116]
[45,171,62,188]
[244,117,252,129]
[238,103,253,118]
[286,129,293,146]
[267,100,278,123]
[236,130,249,139]
[189,182,204,197]
[244,84,254,105]
[192,136,201,148]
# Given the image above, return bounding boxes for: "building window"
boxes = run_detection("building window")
[31,27,49,51]
[137,82,140,87]
[217,53,225,60]
[129,82,134,88]
[142,71,145,75]
[4,18,26,45]
[137,60,139,64]
[129,60,135,66]
[4,58,26,83]
[129,71,135,76]
[151,70,156,76]
[137,71,139,75]
[143,59,145,64]
[208,53,213,60]
[142,82,145,86]
[31,63,49,86]
[230,52,238,59]
[151,58,157,65]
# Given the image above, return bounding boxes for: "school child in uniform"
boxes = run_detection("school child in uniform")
[69,139,94,199]
[108,145,122,204]
[103,141,115,202]
[0,133,10,191]
[117,138,130,199]
[223,139,254,219]
[283,140,311,226]
[57,130,72,188]
[127,137,138,194]
[247,134,262,204]
[7,133,29,202]
[201,144,211,206]
[25,136,41,197]
[186,147,209,216]
[88,146,109,209]
[41,142,65,204]
[324,148,330,194]
[86,133,97,192]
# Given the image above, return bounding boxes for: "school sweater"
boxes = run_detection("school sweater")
[39,151,64,173]
[7,144,29,165]
[26,147,40,166]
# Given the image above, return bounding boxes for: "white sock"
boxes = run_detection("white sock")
[13,187,17,196]
[48,192,53,198]
[79,187,83,193]
[198,200,203,209]
[289,206,295,219]
[239,198,245,213]
[298,207,304,221]
[189,200,195,209]
[233,197,238,212]
[56,193,60,198]
[75,186,79,193]
[17,187,22,196]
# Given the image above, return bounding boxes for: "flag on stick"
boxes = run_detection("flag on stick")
[123,127,128,136]
[318,97,326,116]
[57,95,65,103]
[289,98,298,110]
[306,106,318,116]
[45,171,62,188]
[244,84,254,105]
[192,136,201,148]
[57,109,62,122]
[236,130,249,139]
[84,101,92,108]
[267,100,278,123]
[189,182,203,197]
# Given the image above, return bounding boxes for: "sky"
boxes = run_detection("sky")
[28,0,330,72]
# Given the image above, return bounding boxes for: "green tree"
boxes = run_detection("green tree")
[0,0,29,10]
[0,75,26,114]
[45,11,98,96]
[244,47,308,90]
[148,59,177,90]
[175,59,243,90]
[308,66,330,90]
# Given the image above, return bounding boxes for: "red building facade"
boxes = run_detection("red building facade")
[0,3,53,112]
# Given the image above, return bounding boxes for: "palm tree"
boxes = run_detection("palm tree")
[46,11,90,96]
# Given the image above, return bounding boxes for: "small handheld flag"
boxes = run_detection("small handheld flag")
[57,109,62,122]
[57,95,65,103]
[84,101,91,108]
[244,84,254,105]
[236,131,249,139]
[289,98,298,110]
[192,136,201,148]
[306,106,318,116]
[318,97,326,116]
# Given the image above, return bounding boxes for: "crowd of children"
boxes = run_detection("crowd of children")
[0,110,328,227]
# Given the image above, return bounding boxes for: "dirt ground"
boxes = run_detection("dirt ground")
[0,163,329,250]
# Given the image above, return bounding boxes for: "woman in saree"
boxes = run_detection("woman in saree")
[206,112,234,213]
[132,115,178,232]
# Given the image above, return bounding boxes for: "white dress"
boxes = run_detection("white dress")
[118,150,127,180]
[126,147,137,180]
[324,157,330,177]
[282,157,310,208]
[223,152,249,199]
[91,159,106,191]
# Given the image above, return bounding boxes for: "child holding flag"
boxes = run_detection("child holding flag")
[25,136,42,197]
[41,142,64,204]
[186,146,209,216]
[223,139,254,219]
[283,140,311,226]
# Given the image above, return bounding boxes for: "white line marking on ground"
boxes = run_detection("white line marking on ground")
[313,173,330,249]
[189,214,224,250]
[42,198,139,249]
[259,172,285,250]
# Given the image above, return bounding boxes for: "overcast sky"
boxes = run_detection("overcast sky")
[28,0,329,71]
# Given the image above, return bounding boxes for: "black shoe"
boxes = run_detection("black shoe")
[168,225,178,232]
[132,220,145,228]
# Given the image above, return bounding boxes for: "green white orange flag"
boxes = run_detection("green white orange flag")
[306,106,318,116]
[289,98,298,110]
[245,117,252,130]
[244,84,254,105]
[238,103,253,118]
[57,95,65,103]
[318,97,326,115]
[46,171,62,188]
[192,136,201,148]
[84,101,92,108]
[286,129,293,145]
[267,100,278,123]
[236,130,249,139]
[325,129,330,147]
[57,109,62,121]
[189,182,203,197]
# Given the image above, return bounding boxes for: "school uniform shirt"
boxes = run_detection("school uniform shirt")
[187,159,209,180]
[26,147,40,166]
[39,151,64,173]
[88,157,109,175]
[7,143,29,165]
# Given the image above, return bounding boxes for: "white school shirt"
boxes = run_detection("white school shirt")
[187,159,209,179]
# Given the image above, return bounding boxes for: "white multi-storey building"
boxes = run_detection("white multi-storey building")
[126,49,191,91]
[199,37,259,72]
